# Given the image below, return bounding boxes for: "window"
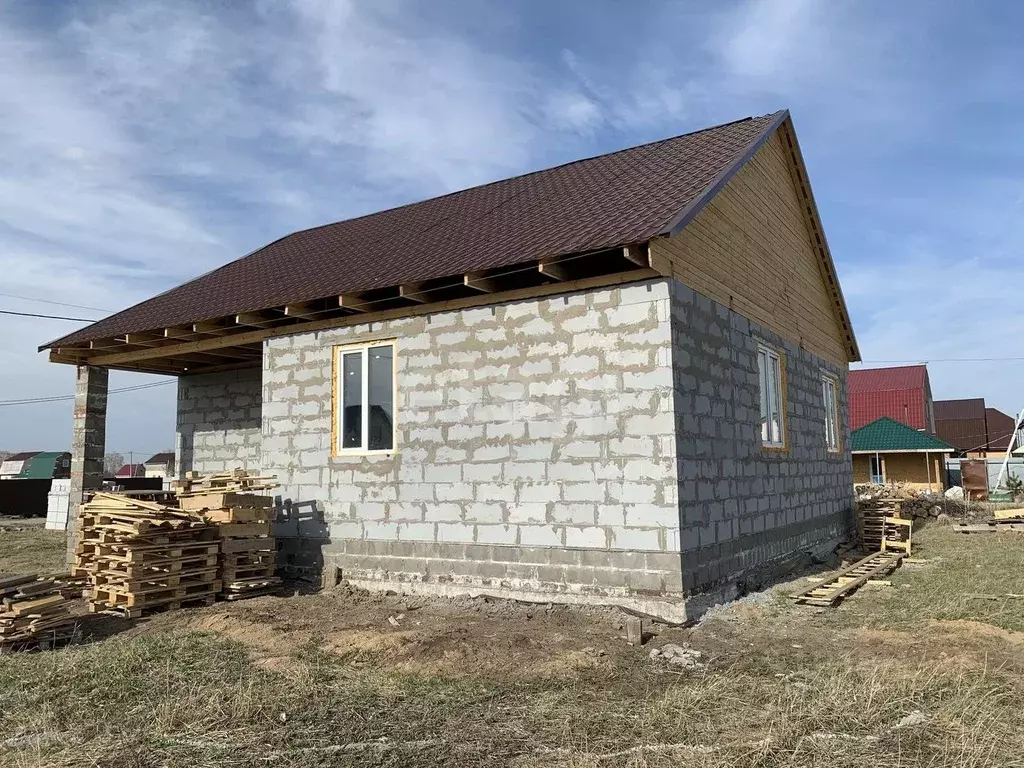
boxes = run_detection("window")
[334,341,396,454]
[822,374,840,452]
[757,344,785,447]
[869,455,884,484]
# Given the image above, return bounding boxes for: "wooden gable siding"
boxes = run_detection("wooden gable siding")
[651,129,849,366]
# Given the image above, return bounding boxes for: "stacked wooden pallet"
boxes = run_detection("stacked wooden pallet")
[856,498,911,554]
[77,493,220,618]
[175,470,280,601]
[0,573,80,650]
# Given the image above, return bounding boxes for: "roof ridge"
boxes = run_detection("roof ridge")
[278,112,777,239]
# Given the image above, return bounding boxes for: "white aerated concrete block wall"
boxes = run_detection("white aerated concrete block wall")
[262,280,687,595]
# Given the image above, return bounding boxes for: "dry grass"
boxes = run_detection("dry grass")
[0,524,67,575]
[2,524,1024,767]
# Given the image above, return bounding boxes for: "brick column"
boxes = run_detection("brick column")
[67,365,108,565]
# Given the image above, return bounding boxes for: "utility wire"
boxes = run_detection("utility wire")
[0,380,174,407]
[859,357,1024,364]
[0,293,111,313]
[0,309,97,322]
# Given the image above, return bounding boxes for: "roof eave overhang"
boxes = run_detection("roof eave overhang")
[41,244,663,376]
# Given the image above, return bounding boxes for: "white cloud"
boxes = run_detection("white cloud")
[0,0,606,453]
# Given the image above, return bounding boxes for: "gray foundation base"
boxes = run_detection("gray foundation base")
[337,575,692,624]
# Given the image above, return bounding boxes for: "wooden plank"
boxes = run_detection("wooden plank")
[338,294,370,312]
[178,492,274,512]
[538,260,570,281]
[399,283,430,303]
[623,244,649,267]
[464,272,500,293]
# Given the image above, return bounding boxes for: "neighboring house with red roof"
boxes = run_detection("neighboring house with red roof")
[42,110,861,622]
[114,464,146,479]
[848,365,935,432]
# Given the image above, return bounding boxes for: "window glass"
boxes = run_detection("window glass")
[757,345,784,447]
[757,349,770,443]
[341,351,363,449]
[367,345,394,451]
[822,376,839,451]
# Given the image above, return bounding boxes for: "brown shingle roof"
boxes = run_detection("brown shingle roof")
[935,398,986,421]
[47,111,788,348]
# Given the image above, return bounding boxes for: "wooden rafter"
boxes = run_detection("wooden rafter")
[338,294,370,312]
[399,283,430,303]
[623,244,649,267]
[538,259,571,282]
[75,267,658,369]
[235,310,282,328]
[464,272,499,293]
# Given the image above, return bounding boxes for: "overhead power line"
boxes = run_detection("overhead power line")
[0,293,111,313]
[859,357,1024,364]
[0,380,174,408]
[0,309,97,322]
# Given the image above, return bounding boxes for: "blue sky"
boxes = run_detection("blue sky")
[1,0,1023,456]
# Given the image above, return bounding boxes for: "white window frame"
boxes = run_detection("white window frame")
[333,340,398,456]
[757,344,785,448]
[822,374,840,452]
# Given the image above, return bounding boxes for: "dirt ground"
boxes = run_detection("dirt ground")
[2,523,1024,767]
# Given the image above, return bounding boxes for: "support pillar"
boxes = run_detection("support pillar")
[67,365,108,565]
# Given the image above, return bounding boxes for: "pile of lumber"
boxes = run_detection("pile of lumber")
[77,493,221,618]
[175,470,280,601]
[856,499,901,551]
[0,573,81,650]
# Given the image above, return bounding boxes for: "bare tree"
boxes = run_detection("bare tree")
[103,452,125,475]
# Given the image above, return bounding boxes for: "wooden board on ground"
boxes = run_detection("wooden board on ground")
[790,551,904,607]
[953,520,1024,534]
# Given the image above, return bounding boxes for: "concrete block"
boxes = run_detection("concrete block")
[550,503,597,525]
[565,526,608,549]
[475,524,517,545]
[506,503,549,523]
[462,463,503,482]
[476,483,516,502]
[463,502,505,523]
[503,462,546,481]
[560,441,601,459]
[610,526,662,551]
[519,524,563,548]
[436,523,475,543]
[561,483,605,502]
[329,521,363,540]
[435,483,474,501]
[398,522,436,542]
[363,521,400,540]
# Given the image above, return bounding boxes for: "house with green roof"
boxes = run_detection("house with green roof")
[851,417,955,491]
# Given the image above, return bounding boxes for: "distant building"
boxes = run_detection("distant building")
[0,451,71,480]
[0,452,39,479]
[935,400,1017,458]
[114,463,146,479]
[849,365,935,432]
[851,417,954,492]
[143,452,176,479]
[985,408,1017,455]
